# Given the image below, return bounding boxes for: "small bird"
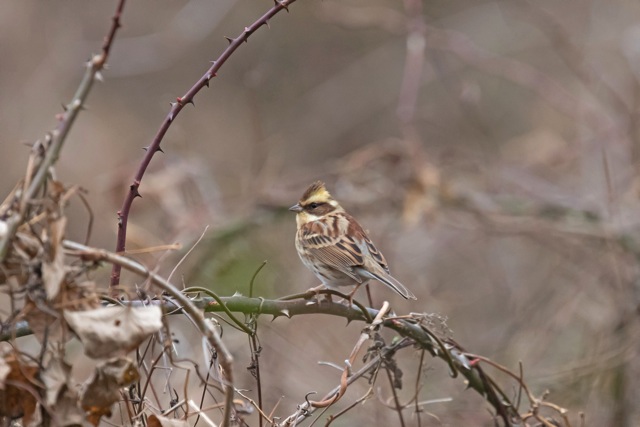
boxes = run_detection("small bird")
[289,181,416,300]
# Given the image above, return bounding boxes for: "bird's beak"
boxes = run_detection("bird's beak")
[289,203,303,213]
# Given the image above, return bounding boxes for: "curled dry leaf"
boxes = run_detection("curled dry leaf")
[22,281,100,344]
[64,306,163,359]
[41,357,71,407]
[81,357,139,426]
[40,357,86,426]
[21,300,58,344]
[50,389,85,427]
[148,414,190,427]
[0,356,10,389]
[0,354,38,422]
[42,217,67,300]
[0,220,7,239]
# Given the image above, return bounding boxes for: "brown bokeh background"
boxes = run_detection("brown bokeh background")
[2,0,640,425]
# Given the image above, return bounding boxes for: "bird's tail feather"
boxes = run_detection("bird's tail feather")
[356,268,417,300]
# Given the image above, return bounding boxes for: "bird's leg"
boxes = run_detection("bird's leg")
[346,283,362,307]
[307,284,331,302]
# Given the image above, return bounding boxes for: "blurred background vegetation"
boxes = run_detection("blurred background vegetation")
[2,0,640,425]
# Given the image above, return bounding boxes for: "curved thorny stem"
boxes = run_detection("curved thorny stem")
[110,0,298,292]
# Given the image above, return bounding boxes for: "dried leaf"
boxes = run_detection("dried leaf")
[60,280,101,312]
[65,306,163,359]
[148,414,190,427]
[24,404,42,427]
[0,356,10,389]
[41,357,71,406]
[39,356,85,426]
[0,220,7,239]
[81,358,139,426]
[22,300,60,344]
[42,217,67,299]
[50,389,85,426]
[23,281,101,345]
[0,355,38,421]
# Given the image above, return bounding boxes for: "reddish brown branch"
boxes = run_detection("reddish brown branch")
[96,0,126,69]
[110,0,298,291]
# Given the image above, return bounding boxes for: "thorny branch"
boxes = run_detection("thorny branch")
[110,0,299,291]
[3,238,571,426]
[63,240,236,427]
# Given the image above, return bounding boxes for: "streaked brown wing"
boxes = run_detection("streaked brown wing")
[362,233,389,273]
[342,212,390,273]
[299,218,365,282]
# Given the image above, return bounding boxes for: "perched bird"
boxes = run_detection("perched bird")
[289,181,416,300]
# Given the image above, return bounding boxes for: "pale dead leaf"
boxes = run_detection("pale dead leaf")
[0,356,10,389]
[42,217,67,299]
[50,390,85,427]
[64,306,163,359]
[0,220,7,239]
[21,280,99,345]
[22,300,61,344]
[60,280,101,312]
[81,357,139,425]
[148,414,191,427]
[41,357,85,426]
[41,357,71,406]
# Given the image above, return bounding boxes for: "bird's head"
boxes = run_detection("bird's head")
[289,181,343,224]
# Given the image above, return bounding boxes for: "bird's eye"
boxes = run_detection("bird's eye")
[309,202,319,209]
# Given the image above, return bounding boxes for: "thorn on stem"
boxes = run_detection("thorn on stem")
[130,185,142,198]
[156,146,164,153]
[225,36,233,44]
[204,72,216,87]
[276,0,289,12]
